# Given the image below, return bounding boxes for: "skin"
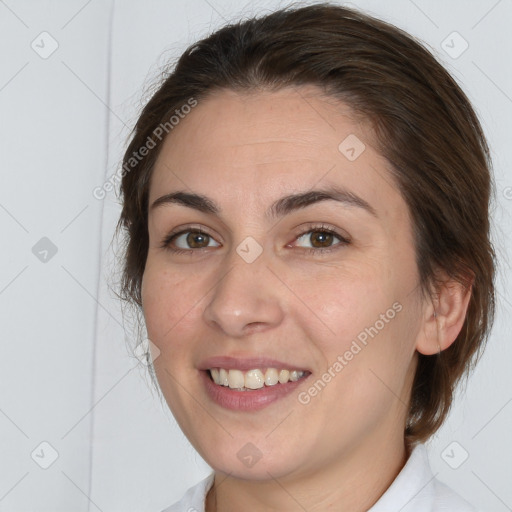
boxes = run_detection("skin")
[141,86,471,512]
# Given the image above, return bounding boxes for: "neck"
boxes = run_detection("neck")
[206,431,410,512]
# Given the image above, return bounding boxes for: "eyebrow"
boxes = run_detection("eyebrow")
[150,185,378,220]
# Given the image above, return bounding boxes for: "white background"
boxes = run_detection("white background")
[1,0,511,511]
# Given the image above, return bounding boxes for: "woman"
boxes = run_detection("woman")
[116,3,495,511]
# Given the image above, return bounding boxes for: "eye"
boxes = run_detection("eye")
[159,223,350,256]
[160,227,220,254]
[292,224,350,254]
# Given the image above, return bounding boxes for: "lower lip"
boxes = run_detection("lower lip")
[200,370,309,411]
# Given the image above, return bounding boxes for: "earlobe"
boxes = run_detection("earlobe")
[416,275,473,356]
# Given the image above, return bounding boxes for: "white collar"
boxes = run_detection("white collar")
[162,443,478,511]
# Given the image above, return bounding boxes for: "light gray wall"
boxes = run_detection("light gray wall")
[1,1,510,511]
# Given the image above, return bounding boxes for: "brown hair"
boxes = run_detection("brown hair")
[115,2,496,444]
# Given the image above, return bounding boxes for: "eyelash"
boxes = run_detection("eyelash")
[159,223,350,256]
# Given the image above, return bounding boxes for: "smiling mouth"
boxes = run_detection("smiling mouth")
[207,367,310,391]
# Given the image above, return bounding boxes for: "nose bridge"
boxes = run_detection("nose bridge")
[202,240,284,337]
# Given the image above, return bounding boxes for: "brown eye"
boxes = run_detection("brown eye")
[309,231,335,248]
[294,227,349,253]
[184,231,210,249]
[161,229,221,252]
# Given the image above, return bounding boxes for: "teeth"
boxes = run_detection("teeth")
[245,369,264,389]
[219,368,229,386]
[264,368,279,386]
[278,369,290,383]
[228,369,245,389]
[209,367,306,389]
[289,370,300,381]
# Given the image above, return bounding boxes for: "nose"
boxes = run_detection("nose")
[202,247,285,338]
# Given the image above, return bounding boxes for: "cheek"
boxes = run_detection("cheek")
[141,261,204,357]
[289,256,395,350]
[292,251,419,384]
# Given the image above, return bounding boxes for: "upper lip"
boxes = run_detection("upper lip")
[198,355,310,373]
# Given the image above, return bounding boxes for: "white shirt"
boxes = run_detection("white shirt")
[161,443,479,511]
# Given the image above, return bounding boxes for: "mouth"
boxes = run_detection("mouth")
[207,367,310,390]
[200,366,311,411]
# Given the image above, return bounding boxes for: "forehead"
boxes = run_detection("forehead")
[149,86,403,222]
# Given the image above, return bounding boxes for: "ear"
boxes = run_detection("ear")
[416,272,473,356]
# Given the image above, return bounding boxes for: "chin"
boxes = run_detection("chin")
[201,440,307,481]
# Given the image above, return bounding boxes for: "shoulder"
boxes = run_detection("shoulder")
[160,473,214,512]
[369,442,480,512]
[430,476,480,511]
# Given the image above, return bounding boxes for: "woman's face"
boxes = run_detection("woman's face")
[142,86,428,480]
